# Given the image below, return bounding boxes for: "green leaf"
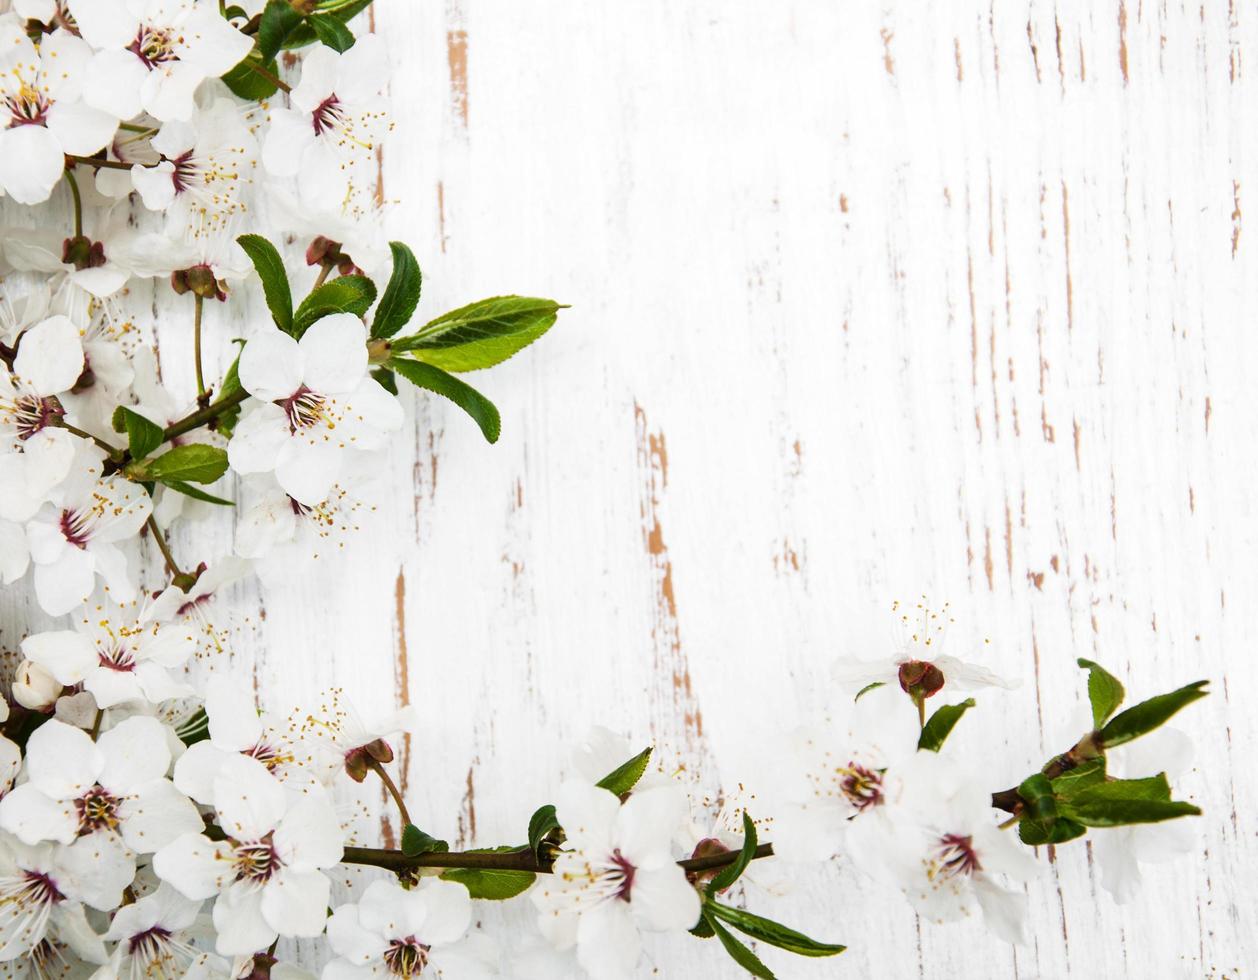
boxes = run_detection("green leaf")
[706,903,845,958]
[280,0,373,50]
[258,0,304,59]
[309,12,355,50]
[1019,814,1087,846]
[1049,757,1107,799]
[1061,797,1201,828]
[370,242,422,339]
[708,917,775,979]
[221,51,281,100]
[176,707,211,745]
[292,275,377,337]
[528,804,560,860]
[116,407,164,460]
[854,681,885,702]
[393,296,563,372]
[400,824,448,857]
[371,367,397,395]
[1077,658,1125,728]
[389,358,501,443]
[1068,774,1174,804]
[1097,680,1209,748]
[237,235,292,334]
[690,916,716,939]
[1017,773,1055,804]
[163,481,234,506]
[145,445,229,485]
[439,867,535,900]
[707,813,758,896]
[917,698,976,752]
[595,747,653,796]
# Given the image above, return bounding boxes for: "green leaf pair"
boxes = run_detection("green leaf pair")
[697,899,845,978]
[391,296,565,373]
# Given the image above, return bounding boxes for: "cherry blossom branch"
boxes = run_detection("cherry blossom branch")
[162,387,250,442]
[146,515,185,579]
[64,154,132,172]
[991,731,1101,813]
[335,842,776,875]
[370,760,412,827]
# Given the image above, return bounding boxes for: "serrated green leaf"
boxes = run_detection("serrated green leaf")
[163,481,234,506]
[706,902,845,958]
[1060,797,1201,828]
[175,707,211,745]
[1018,814,1086,846]
[117,407,164,460]
[439,867,535,900]
[854,681,885,702]
[258,0,304,59]
[389,359,501,443]
[1067,774,1174,804]
[917,698,976,752]
[1097,680,1209,748]
[707,813,758,896]
[309,12,355,50]
[292,275,377,337]
[1078,658,1125,729]
[709,917,775,979]
[221,51,281,100]
[400,824,448,857]
[371,367,397,395]
[393,296,563,373]
[528,804,560,861]
[371,242,422,339]
[237,235,292,333]
[595,747,652,796]
[1017,772,1055,804]
[145,445,229,485]
[1049,757,1107,798]
[690,916,716,939]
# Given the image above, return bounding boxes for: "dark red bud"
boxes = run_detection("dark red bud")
[62,235,105,270]
[686,837,732,886]
[898,659,945,698]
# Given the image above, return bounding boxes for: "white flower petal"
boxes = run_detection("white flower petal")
[97,715,171,792]
[45,100,117,156]
[14,316,85,395]
[212,754,286,840]
[24,718,102,799]
[213,883,276,954]
[274,439,342,507]
[626,865,700,932]
[0,784,78,845]
[240,330,303,401]
[21,630,95,686]
[299,314,367,395]
[0,125,64,205]
[260,870,331,938]
[117,778,202,853]
[152,833,234,901]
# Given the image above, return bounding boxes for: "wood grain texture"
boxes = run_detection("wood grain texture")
[1,0,1252,976]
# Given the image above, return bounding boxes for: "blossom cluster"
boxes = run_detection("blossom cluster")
[0,1,1208,978]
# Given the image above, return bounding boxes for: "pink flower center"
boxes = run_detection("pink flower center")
[127,926,173,958]
[128,27,178,69]
[76,785,121,834]
[935,833,981,879]
[839,762,884,811]
[175,592,212,618]
[98,642,137,673]
[311,95,344,136]
[19,870,64,906]
[59,508,92,549]
[4,87,51,128]
[10,395,63,439]
[383,938,431,977]
[232,835,284,883]
[609,848,635,901]
[280,385,327,433]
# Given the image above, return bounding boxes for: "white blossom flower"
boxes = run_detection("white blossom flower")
[143,557,250,659]
[153,755,343,956]
[10,660,62,712]
[21,599,195,708]
[324,878,497,980]
[0,28,117,204]
[22,436,151,615]
[72,0,252,123]
[0,519,29,585]
[832,599,1017,700]
[174,675,320,804]
[0,314,85,457]
[1090,728,1197,903]
[229,316,402,505]
[0,717,200,910]
[286,688,414,786]
[0,836,108,963]
[99,882,227,979]
[131,99,257,241]
[530,782,700,980]
[870,754,1037,943]
[262,35,392,208]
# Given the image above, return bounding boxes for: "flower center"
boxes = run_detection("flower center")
[17,871,64,907]
[75,784,121,834]
[128,26,178,69]
[244,739,293,773]
[175,592,212,618]
[59,508,92,549]
[126,925,173,959]
[4,394,63,438]
[838,762,884,811]
[608,848,635,901]
[932,833,981,880]
[311,95,344,136]
[383,938,430,977]
[280,385,328,433]
[4,83,51,128]
[98,641,137,673]
[232,835,284,883]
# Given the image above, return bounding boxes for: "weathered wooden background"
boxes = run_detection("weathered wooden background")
[3,0,1255,976]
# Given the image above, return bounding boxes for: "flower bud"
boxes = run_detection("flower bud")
[61,236,106,271]
[12,660,62,711]
[898,659,945,699]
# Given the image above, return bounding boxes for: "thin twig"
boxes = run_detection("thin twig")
[146,515,184,579]
[64,167,83,238]
[370,760,412,828]
[65,154,132,172]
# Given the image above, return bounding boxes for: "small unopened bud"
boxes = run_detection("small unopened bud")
[12,660,62,711]
[344,738,395,782]
[61,236,106,271]
[898,659,945,699]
